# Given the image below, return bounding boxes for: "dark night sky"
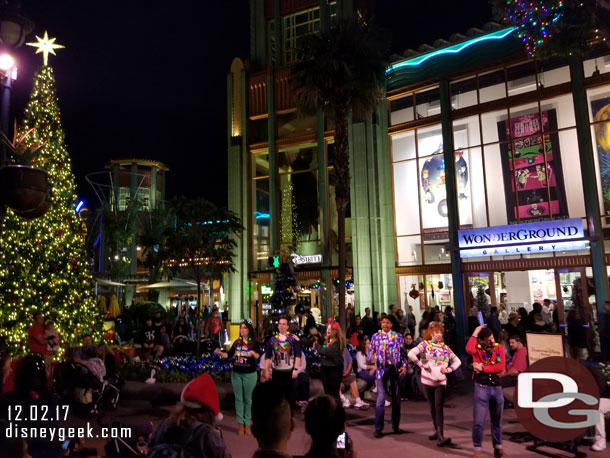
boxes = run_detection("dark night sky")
[8,0,493,209]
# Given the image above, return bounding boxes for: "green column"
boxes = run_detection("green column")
[273,0,282,66]
[317,109,331,319]
[150,167,157,210]
[129,163,138,276]
[569,54,608,315]
[249,0,267,68]
[239,67,249,321]
[374,99,398,309]
[267,70,278,253]
[439,79,467,352]
[112,165,119,212]
[160,171,166,209]
[320,0,329,30]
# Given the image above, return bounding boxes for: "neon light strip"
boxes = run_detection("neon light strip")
[75,201,84,213]
[386,27,517,74]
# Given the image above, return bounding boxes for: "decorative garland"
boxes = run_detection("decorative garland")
[477,342,503,365]
[428,340,449,366]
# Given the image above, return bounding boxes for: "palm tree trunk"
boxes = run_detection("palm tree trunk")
[334,102,350,333]
[196,273,202,356]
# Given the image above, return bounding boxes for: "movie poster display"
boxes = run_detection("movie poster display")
[419,128,472,241]
[591,96,610,216]
[497,109,569,224]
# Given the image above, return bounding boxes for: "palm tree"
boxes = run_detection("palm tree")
[291,16,389,331]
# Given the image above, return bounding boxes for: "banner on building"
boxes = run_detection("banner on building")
[591,96,610,216]
[497,109,569,224]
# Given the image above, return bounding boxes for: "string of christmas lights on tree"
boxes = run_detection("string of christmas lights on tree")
[0,35,102,355]
[504,0,565,55]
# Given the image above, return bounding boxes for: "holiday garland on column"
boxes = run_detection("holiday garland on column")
[492,0,610,57]
[0,58,102,355]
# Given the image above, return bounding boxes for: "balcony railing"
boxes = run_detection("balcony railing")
[248,66,295,119]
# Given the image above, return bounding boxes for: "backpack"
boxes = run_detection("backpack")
[147,421,204,458]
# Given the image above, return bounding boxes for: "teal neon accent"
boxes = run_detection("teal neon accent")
[272,256,280,268]
[386,28,517,75]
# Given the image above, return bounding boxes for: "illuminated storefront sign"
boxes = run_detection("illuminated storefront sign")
[291,253,323,265]
[458,218,586,258]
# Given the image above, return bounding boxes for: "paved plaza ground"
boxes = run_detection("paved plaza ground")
[74,375,606,458]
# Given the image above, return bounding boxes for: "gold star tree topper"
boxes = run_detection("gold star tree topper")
[26,31,64,66]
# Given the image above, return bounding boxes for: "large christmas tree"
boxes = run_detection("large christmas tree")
[0,38,101,355]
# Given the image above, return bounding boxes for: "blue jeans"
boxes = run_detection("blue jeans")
[375,366,401,432]
[357,370,375,384]
[473,383,504,450]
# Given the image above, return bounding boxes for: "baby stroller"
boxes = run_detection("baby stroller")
[65,360,123,415]
[103,418,154,458]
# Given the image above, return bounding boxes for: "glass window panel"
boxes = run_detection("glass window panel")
[415,85,440,119]
[252,244,270,271]
[484,143,509,226]
[538,62,570,87]
[457,147,486,228]
[481,109,509,144]
[451,75,478,110]
[540,94,575,130]
[391,130,416,162]
[453,115,481,149]
[419,153,449,234]
[393,160,420,236]
[252,178,270,246]
[279,171,319,244]
[397,235,421,266]
[424,241,451,265]
[584,56,610,77]
[506,61,537,96]
[478,69,506,103]
[278,145,317,173]
[557,129,585,219]
[417,124,443,157]
[251,153,270,178]
[398,275,423,315]
[390,95,414,125]
[591,120,610,217]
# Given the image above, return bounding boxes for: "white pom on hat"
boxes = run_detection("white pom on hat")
[180,373,222,422]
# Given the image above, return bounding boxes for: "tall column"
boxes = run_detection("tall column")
[160,171,166,209]
[439,79,467,352]
[112,165,119,212]
[569,54,608,316]
[273,0,282,66]
[150,167,157,210]
[317,109,331,319]
[320,0,330,30]
[129,163,138,276]
[267,68,278,253]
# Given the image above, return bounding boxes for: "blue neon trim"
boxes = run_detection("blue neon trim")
[386,28,517,75]
[254,211,270,220]
[75,200,85,213]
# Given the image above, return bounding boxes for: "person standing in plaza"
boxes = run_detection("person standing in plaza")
[466,325,508,458]
[206,307,223,349]
[215,320,260,435]
[315,320,344,401]
[407,306,417,337]
[263,315,302,410]
[408,321,461,447]
[362,307,375,338]
[369,315,407,438]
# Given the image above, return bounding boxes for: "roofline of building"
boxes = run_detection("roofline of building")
[105,158,170,172]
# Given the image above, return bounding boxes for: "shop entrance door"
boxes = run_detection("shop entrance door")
[465,272,497,314]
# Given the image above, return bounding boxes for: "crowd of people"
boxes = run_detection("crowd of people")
[0,298,608,458]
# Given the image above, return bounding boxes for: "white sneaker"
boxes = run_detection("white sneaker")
[591,439,607,452]
[371,386,377,393]
[384,400,391,407]
[353,398,366,409]
[342,398,351,408]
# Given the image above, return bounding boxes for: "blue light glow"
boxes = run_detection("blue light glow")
[254,211,270,220]
[75,200,85,213]
[386,28,517,74]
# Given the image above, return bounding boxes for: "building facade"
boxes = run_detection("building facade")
[227,0,610,348]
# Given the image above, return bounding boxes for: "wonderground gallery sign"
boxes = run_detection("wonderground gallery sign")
[458,218,586,258]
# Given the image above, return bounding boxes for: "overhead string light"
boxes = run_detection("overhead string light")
[504,0,565,55]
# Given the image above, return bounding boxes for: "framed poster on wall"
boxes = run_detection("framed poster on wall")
[419,127,473,240]
[591,96,610,216]
[497,109,569,223]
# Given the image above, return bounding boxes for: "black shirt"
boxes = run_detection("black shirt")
[228,338,259,373]
[141,324,159,345]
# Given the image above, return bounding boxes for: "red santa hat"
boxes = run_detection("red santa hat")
[180,374,223,423]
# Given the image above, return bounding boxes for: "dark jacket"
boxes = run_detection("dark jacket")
[150,419,231,458]
[317,339,344,368]
[486,315,502,341]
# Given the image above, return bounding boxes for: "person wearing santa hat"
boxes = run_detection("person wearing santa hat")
[149,373,231,458]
